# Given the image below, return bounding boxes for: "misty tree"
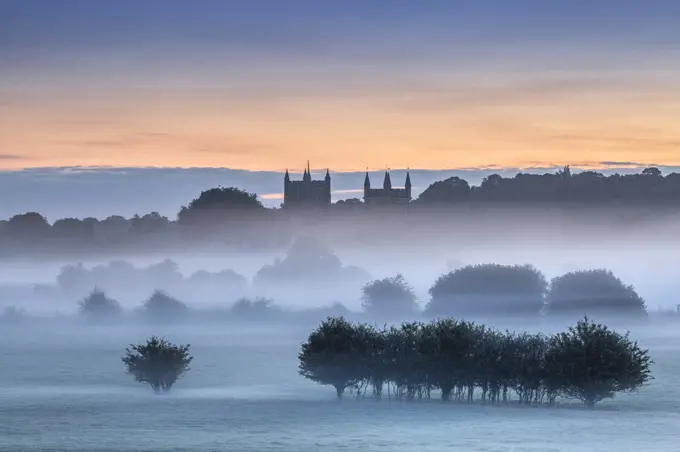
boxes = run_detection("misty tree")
[426,264,547,317]
[546,269,647,318]
[142,290,189,322]
[361,274,418,317]
[229,297,281,321]
[122,336,193,393]
[1,306,27,324]
[544,317,653,408]
[78,289,123,324]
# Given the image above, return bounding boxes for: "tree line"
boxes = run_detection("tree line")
[298,316,652,408]
[4,261,645,325]
[362,265,647,319]
[2,167,680,255]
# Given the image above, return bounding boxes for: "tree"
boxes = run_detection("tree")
[6,212,50,240]
[78,289,123,323]
[177,187,263,225]
[546,269,647,317]
[122,336,193,393]
[229,297,281,320]
[142,290,188,322]
[130,212,170,235]
[426,264,547,317]
[298,317,366,399]
[254,236,370,288]
[544,317,652,408]
[52,218,85,240]
[415,177,470,204]
[641,167,662,177]
[361,274,418,317]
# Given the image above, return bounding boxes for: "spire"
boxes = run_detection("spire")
[383,170,392,190]
[303,162,311,182]
[284,168,290,182]
[364,170,370,188]
[325,168,331,181]
[405,170,411,188]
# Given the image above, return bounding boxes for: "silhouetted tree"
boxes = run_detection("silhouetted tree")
[298,317,367,399]
[122,336,193,393]
[130,212,170,235]
[6,212,50,240]
[142,290,188,322]
[177,187,263,225]
[78,289,123,324]
[415,177,470,204]
[544,317,652,408]
[52,218,85,240]
[361,274,418,317]
[546,269,647,317]
[426,264,547,317]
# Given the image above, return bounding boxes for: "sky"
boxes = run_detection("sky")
[2,0,680,174]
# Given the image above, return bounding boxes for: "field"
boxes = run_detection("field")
[1,323,678,452]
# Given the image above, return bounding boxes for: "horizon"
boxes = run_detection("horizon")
[1,164,679,220]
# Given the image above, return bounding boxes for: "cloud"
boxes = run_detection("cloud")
[0,154,25,160]
[599,161,658,167]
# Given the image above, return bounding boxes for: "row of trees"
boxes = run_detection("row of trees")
[56,264,649,325]
[361,266,647,318]
[299,316,653,408]
[4,167,680,250]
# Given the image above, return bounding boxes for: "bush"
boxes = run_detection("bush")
[361,274,418,317]
[298,316,652,408]
[229,297,281,321]
[546,269,647,317]
[544,317,652,408]
[122,336,193,393]
[78,289,123,324]
[426,264,547,317]
[1,306,27,324]
[142,290,189,322]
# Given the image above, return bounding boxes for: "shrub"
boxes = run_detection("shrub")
[142,290,189,322]
[426,264,547,317]
[544,317,652,408]
[546,269,647,317]
[122,336,193,393]
[78,289,123,324]
[361,274,418,317]
[229,297,280,320]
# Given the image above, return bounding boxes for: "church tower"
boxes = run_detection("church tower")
[283,162,331,208]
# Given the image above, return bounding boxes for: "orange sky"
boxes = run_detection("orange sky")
[2,75,680,171]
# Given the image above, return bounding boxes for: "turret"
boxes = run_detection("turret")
[383,171,392,190]
[284,169,290,197]
[405,171,411,198]
[325,168,331,182]
[364,171,371,198]
[303,161,311,182]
